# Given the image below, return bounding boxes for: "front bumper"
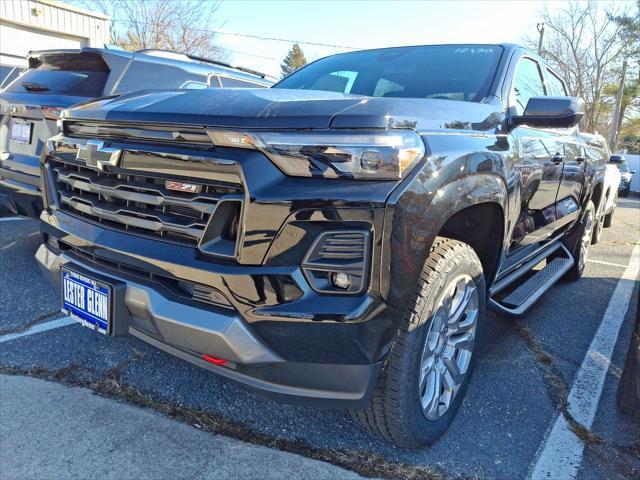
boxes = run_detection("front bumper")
[35,133,404,407]
[36,239,383,407]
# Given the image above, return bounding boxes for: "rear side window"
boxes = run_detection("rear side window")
[512,58,545,115]
[546,69,568,96]
[219,76,262,88]
[0,65,22,89]
[114,60,208,94]
[5,53,109,97]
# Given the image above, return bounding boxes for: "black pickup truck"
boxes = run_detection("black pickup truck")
[35,44,606,448]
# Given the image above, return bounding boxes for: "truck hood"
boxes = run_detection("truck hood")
[62,88,504,132]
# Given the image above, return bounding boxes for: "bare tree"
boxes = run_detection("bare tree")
[524,1,629,134]
[82,0,226,59]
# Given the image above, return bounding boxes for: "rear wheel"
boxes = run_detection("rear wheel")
[351,237,485,449]
[565,201,595,281]
[591,217,603,245]
[592,200,605,245]
[603,205,616,228]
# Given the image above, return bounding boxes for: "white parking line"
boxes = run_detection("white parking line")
[0,316,76,344]
[0,217,29,223]
[528,243,640,480]
[587,258,629,269]
[0,241,17,250]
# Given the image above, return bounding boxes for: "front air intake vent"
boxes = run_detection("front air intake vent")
[301,230,371,295]
[312,232,367,261]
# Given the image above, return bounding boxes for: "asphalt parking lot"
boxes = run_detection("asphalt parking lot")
[1,197,638,480]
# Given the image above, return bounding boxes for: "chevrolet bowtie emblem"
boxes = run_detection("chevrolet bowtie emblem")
[76,140,122,171]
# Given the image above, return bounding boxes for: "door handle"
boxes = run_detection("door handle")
[552,154,565,164]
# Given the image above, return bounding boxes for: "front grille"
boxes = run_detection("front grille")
[48,153,241,246]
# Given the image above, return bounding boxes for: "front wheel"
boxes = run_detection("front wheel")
[351,237,485,449]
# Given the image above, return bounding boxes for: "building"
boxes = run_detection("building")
[0,0,110,81]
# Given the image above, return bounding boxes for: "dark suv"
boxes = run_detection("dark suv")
[0,47,272,218]
[36,44,605,448]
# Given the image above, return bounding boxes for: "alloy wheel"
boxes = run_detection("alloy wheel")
[419,274,479,421]
[578,209,594,271]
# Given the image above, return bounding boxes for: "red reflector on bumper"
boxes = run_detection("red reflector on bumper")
[202,354,227,366]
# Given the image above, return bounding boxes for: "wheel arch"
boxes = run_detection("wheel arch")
[381,173,508,310]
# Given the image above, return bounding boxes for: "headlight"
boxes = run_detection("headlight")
[207,130,425,180]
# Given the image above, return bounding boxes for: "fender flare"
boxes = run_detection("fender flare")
[381,173,509,310]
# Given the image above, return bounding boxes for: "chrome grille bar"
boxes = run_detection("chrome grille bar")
[48,149,242,246]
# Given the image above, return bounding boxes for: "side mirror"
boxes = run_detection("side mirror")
[631,171,637,175]
[511,96,585,129]
[609,154,625,163]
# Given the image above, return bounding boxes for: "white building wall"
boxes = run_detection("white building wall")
[0,0,110,67]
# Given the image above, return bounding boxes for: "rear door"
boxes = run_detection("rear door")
[544,68,585,227]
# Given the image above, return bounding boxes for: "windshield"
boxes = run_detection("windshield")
[5,52,109,97]
[617,163,629,173]
[274,45,503,102]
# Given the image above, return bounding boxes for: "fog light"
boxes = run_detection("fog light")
[331,272,352,290]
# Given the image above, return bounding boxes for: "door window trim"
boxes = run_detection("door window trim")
[544,68,568,96]
[508,55,547,114]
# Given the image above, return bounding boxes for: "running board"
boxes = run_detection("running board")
[489,244,574,317]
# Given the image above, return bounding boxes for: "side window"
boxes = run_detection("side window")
[545,69,568,96]
[512,58,546,115]
[309,70,358,93]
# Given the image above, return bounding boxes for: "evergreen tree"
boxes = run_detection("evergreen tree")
[280,43,307,78]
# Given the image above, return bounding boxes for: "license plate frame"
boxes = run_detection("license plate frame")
[61,267,113,335]
[10,120,32,144]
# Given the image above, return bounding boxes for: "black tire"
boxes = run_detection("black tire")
[620,187,630,197]
[565,200,595,282]
[351,237,486,449]
[603,206,615,228]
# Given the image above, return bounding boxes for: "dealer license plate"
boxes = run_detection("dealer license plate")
[61,268,112,335]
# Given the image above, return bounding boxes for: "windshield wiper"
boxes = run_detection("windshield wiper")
[21,82,49,92]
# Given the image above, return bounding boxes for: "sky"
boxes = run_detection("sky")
[74,0,636,79]
[212,0,632,78]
